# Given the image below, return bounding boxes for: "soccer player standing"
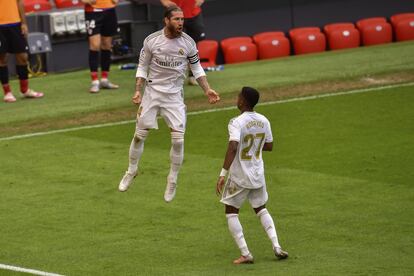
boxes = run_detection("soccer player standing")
[216,87,288,264]
[118,6,220,202]
[82,0,119,93]
[0,0,44,103]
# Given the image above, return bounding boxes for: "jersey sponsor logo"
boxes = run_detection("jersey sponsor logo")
[155,56,183,68]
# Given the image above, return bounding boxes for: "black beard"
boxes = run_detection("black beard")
[167,24,181,37]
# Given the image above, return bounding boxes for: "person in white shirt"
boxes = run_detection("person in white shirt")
[216,87,288,264]
[119,5,220,203]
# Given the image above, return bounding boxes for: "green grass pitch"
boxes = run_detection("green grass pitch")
[1,41,414,130]
[1,83,413,275]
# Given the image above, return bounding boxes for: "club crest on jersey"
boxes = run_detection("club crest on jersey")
[178,48,185,55]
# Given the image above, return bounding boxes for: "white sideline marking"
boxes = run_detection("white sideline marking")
[0,81,413,142]
[0,120,134,142]
[0,264,64,276]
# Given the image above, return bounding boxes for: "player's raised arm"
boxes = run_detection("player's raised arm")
[197,76,220,104]
[187,44,220,104]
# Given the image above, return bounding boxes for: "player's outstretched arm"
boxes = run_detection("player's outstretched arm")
[216,141,238,195]
[197,76,220,104]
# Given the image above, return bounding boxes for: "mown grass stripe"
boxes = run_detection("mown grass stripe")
[0,81,413,142]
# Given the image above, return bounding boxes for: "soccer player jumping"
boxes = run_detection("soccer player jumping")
[216,87,288,264]
[118,6,220,202]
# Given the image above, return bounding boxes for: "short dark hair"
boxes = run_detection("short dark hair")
[241,87,260,108]
[164,5,182,19]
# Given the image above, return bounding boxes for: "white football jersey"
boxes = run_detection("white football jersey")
[228,111,273,189]
[136,29,206,94]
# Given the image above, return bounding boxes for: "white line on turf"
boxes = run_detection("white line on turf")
[0,81,413,142]
[0,264,64,276]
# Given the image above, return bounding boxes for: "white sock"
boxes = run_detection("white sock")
[226,214,250,256]
[257,208,281,249]
[127,129,148,175]
[168,132,184,181]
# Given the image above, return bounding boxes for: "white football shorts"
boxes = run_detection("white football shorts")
[220,177,268,209]
[136,86,186,132]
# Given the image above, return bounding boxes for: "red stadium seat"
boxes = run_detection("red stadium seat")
[24,0,52,13]
[324,23,355,33]
[289,27,326,55]
[197,40,219,68]
[324,23,360,50]
[390,13,414,41]
[221,37,257,64]
[220,37,257,64]
[356,17,387,29]
[393,18,414,41]
[253,31,290,59]
[220,37,252,52]
[356,18,392,46]
[289,27,321,37]
[54,0,83,9]
[252,31,286,42]
[390,13,414,27]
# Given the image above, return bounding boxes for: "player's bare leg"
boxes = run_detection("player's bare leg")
[100,36,119,90]
[88,34,101,93]
[164,130,184,202]
[0,54,16,103]
[225,205,254,264]
[254,205,288,260]
[119,129,148,192]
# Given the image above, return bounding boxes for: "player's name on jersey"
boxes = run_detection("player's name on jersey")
[246,120,265,129]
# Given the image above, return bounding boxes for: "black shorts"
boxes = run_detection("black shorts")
[85,8,118,37]
[0,23,29,54]
[184,13,206,43]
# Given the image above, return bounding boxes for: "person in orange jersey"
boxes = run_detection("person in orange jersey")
[0,0,44,103]
[81,0,120,93]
